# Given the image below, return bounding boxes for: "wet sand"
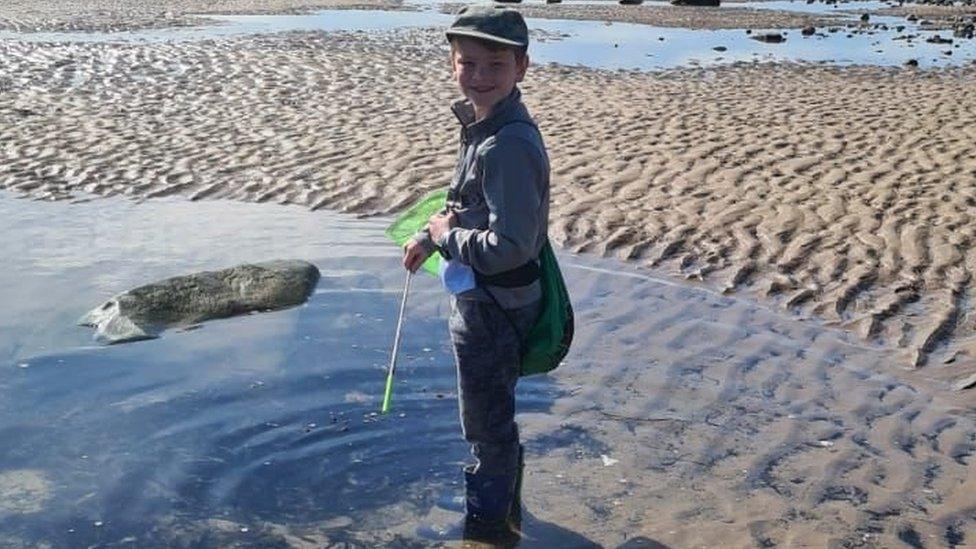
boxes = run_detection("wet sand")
[2,1,976,546]
[474,259,976,547]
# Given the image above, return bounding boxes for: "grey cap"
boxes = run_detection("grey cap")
[446,6,529,48]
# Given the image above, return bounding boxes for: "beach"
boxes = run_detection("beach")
[2,0,976,546]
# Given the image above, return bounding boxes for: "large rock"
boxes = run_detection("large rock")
[79,260,320,344]
[751,32,786,43]
[671,0,720,5]
[926,34,953,44]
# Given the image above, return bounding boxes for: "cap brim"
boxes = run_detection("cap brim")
[445,29,526,47]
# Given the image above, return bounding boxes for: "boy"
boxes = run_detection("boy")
[403,6,550,541]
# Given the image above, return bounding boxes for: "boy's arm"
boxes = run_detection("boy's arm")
[438,137,545,275]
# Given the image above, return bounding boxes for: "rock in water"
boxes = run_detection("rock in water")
[751,32,786,43]
[79,260,320,344]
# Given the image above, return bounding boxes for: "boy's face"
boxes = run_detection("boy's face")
[451,37,528,118]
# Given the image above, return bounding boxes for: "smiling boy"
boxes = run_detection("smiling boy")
[403,6,550,541]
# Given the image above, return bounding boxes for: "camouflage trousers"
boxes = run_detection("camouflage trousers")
[449,296,541,477]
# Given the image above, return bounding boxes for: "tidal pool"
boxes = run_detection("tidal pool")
[3,192,968,545]
[0,194,562,546]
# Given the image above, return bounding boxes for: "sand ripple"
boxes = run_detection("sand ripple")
[2,29,976,373]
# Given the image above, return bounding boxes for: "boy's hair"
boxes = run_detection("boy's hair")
[448,35,528,61]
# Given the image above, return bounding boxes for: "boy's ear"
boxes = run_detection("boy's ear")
[516,54,529,82]
[448,52,458,77]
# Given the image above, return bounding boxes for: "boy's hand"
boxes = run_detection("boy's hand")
[403,239,433,273]
[428,212,457,245]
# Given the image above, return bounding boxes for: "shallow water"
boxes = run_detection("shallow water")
[0,7,973,69]
[0,194,561,546]
[3,194,972,545]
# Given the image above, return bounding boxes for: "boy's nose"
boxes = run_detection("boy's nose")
[472,65,492,81]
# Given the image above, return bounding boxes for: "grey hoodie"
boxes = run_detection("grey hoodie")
[414,88,550,309]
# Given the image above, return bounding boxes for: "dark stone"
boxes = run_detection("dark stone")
[860,13,870,22]
[751,32,786,43]
[619,0,643,4]
[670,0,721,5]
[954,24,974,38]
[546,0,561,3]
[904,58,919,67]
[926,34,953,44]
[79,260,321,343]
[801,26,816,36]
[713,45,727,51]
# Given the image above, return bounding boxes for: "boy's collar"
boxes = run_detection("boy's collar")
[451,88,522,135]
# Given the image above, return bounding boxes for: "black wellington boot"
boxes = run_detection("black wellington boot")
[461,466,520,546]
[417,465,520,546]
